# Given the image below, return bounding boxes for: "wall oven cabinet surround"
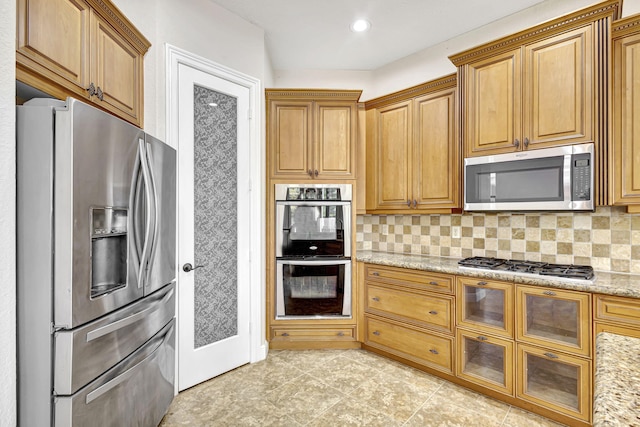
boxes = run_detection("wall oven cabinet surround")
[16,0,150,126]
[266,89,361,180]
[611,15,640,212]
[365,74,460,213]
[464,143,594,212]
[449,0,620,205]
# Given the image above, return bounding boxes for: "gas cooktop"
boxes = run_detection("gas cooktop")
[458,256,595,281]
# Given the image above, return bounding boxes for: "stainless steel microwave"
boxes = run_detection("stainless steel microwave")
[464,143,594,212]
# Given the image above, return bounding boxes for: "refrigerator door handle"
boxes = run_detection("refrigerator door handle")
[84,321,173,404]
[137,138,154,289]
[144,141,159,287]
[128,144,142,285]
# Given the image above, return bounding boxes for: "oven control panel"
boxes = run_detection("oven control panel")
[285,187,342,201]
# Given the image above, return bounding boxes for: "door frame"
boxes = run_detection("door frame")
[166,44,267,389]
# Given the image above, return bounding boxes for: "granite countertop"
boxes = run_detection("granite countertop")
[356,250,640,299]
[594,332,640,426]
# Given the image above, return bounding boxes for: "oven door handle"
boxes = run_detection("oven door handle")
[276,259,351,266]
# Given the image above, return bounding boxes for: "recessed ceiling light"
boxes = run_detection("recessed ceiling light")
[350,19,371,32]
[208,102,218,107]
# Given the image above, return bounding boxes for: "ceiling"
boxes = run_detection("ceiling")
[209,0,547,71]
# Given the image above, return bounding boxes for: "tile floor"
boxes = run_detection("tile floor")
[159,349,565,426]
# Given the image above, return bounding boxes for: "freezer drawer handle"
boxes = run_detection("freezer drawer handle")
[85,323,173,404]
[85,286,174,342]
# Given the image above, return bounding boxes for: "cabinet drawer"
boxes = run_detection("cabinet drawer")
[271,327,355,342]
[594,322,640,339]
[594,295,640,328]
[365,316,453,373]
[457,277,514,339]
[365,264,453,294]
[365,283,453,333]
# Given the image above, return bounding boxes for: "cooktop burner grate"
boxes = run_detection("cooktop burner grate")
[458,256,595,281]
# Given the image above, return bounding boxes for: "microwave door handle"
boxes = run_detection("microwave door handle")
[128,144,143,283]
[143,142,159,287]
[490,172,497,202]
[137,138,153,289]
[564,153,572,203]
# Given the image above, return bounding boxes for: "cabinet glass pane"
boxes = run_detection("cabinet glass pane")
[525,353,579,410]
[525,295,578,345]
[465,286,505,328]
[463,337,505,386]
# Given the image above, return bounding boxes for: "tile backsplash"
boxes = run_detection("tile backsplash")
[356,207,640,273]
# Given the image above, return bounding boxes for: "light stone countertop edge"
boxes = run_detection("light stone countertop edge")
[356,250,640,299]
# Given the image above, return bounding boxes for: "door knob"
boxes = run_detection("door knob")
[183,263,204,272]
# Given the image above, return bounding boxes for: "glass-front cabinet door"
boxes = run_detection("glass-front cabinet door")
[456,329,514,395]
[457,277,514,338]
[516,285,591,356]
[517,343,591,422]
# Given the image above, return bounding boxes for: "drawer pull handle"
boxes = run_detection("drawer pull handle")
[373,331,381,336]
[477,281,488,286]
[477,336,488,341]
[429,281,439,286]
[281,332,289,337]
[429,349,439,355]
[372,297,380,302]
[544,352,559,359]
[428,310,438,315]
[337,332,344,337]
[372,272,380,276]
[543,290,556,296]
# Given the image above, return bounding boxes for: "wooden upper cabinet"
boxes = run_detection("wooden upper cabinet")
[365,74,460,213]
[611,15,640,210]
[17,0,150,126]
[451,0,619,160]
[91,12,143,125]
[17,0,91,94]
[266,90,361,180]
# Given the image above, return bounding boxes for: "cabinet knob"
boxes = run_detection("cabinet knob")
[477,336,488,341]
[281,332,290,337]
[429,281,439,286]
[544,352,559,359]
[314,169,319,177]
[429,349,439,355]
[477,281,488,286]
[514,139,520,148]
[337,332,344,337]
[413,199,417,208]
[406,200,411,207]
[524,137,529,148]
[543,290,556,296]
[428,310,438,315]
[372,272,380,276]
[307,169,313,177]
[373,331,381,336]
[96,86,104,101]
[372,297,380,302]
[86,82,97,97]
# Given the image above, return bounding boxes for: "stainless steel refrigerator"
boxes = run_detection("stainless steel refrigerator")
[17,97,177,426]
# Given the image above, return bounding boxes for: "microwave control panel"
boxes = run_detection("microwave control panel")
[571,153,591,201]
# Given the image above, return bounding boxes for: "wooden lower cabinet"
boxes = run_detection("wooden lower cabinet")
[456,328,514,396]
[517,343,592,423]
[270,325,358,350]
[365,315,453,374]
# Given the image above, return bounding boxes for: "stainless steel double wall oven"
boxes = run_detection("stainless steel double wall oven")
[275,184,352,319]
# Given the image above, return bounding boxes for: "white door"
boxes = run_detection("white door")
[177,63,251,390]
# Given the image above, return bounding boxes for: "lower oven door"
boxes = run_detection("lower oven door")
[276,259,351,319]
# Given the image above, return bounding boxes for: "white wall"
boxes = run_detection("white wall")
[112,0,269,142]
[0,0,16,423]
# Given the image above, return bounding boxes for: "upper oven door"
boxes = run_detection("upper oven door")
[464,143,593,211]
[276,201,351,258]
